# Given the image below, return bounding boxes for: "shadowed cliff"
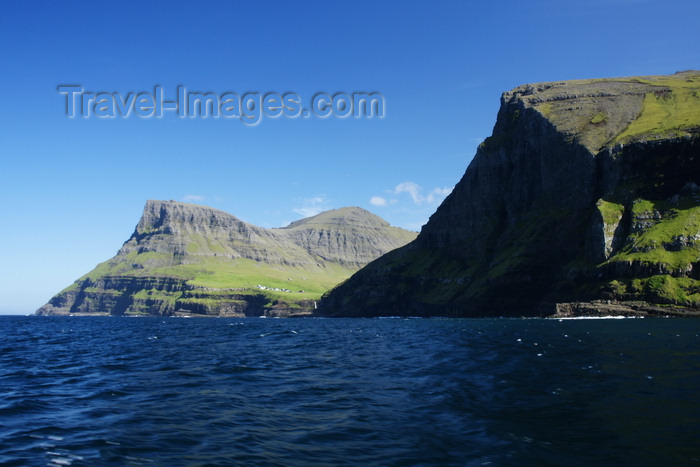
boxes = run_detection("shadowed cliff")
[320,71,700,317]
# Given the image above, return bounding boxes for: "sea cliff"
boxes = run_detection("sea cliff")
[320,71,700,317]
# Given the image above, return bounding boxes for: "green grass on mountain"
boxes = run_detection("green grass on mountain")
[180,258,354,299]
[597,199,625,233]
[645,275,700,306]
[595,195,700,308]
[609,198,700,269]
[72,252,356,301]
[590,111,608,124]
[601,275,700,308]
[526,71,700,152]
[615,74,700,144]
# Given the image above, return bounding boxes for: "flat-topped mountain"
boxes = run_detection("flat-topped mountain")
[37,201,417,317]
[320,71,700,317]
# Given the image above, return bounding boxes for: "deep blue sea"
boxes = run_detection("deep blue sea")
[1,316,699,466]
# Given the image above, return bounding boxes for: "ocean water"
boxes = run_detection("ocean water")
[0,316,698,466]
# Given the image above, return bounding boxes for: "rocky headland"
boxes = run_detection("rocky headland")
[37,202,416,317]
[320,71,700,317]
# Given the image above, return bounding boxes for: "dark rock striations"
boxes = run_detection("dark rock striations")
[320,71,700,317]
[37,202,416,317]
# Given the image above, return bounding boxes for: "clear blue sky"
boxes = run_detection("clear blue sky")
[1,0,699,314]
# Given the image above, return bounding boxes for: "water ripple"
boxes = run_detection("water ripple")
[0,316,698,465]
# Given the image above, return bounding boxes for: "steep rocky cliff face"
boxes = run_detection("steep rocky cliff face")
[320,71,700,317]
[37,202,416,317]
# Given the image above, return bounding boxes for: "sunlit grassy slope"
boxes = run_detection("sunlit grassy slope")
[528,70,700,152]
[615,74,700,143]
[55,203,417,310]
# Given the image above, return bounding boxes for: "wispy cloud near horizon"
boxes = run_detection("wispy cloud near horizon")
[293,196,330,218]
[370,196,388,206]
[391,181,452,205]
[366,181,453,231]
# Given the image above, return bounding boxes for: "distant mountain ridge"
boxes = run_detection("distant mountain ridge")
[124,201,411,267]
[37,201,417,317]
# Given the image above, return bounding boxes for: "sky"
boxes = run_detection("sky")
[1,0,699,314]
